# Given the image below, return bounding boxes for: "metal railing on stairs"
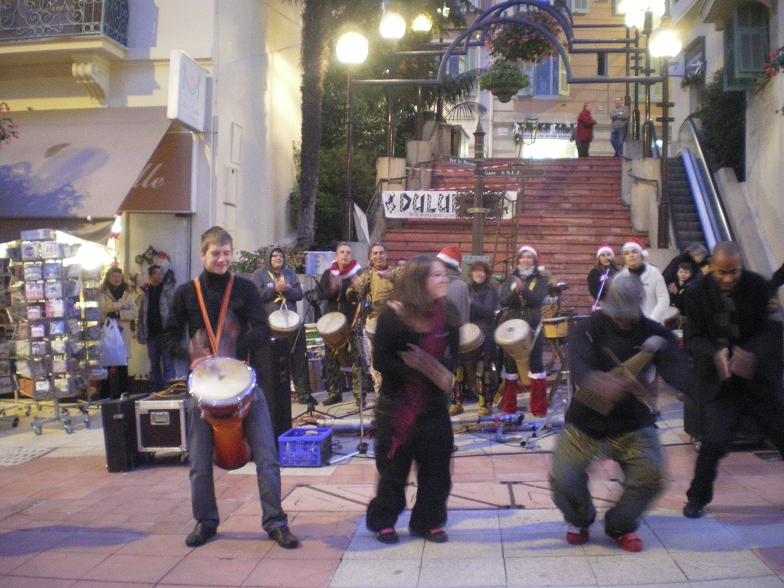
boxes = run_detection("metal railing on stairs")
[676,116,734,252]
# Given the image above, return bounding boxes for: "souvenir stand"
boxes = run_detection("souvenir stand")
[0,230,113,434]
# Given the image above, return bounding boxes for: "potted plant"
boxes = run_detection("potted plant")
[480,63,530,103]
[487,11,562,64]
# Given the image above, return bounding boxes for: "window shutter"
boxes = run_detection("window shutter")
[733,2,768,77]
[558,56,570,96]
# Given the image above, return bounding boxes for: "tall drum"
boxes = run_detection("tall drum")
[316,312,352,368]
[494,319,532,382]
[188,357,256,470]
[268,308,301,340]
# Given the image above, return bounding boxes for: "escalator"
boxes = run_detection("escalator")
[667,156,706,248]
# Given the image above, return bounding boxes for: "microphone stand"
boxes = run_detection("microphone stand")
[591,268,611,313]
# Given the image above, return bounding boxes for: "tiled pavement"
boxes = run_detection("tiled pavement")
[0,393,783,587]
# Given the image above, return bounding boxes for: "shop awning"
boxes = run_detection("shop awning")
[0,107,170,220]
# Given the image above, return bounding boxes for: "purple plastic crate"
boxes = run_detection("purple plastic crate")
[278,428,332,467]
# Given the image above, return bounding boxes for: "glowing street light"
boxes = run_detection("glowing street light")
[411,13,433,33]
[336,31,368,64]
[336,31,369,241]
[379,11,406,40]
[649,28,683,58]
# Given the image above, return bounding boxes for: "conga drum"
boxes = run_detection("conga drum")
[268,307,301,340]
[495,319,532,385]
[541,317,569,340]
[188,357,256,470]
[316,312,352,368]
[459,323,485,385]
[364,316,378,343]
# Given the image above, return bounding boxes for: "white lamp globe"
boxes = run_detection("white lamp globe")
[412,13,433,33]
[625,9,645,29]
[336,31,369,64]
[379,12,406,40]
[649,28,682,58]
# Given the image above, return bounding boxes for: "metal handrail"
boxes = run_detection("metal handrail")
[641,120,660,159]
[676,116,734,248]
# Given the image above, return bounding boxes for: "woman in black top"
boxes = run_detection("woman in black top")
[468,260,499,416]
[366,255,460,545]
[587,244,618,305]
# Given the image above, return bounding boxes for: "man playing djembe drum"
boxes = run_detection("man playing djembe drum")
[549,273,692,552]
[250,247,311,404]
[164,226,299,549]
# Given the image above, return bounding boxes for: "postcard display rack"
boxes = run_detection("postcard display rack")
[7,235,93,434]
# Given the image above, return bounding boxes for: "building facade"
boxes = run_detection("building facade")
[0,0,302,279]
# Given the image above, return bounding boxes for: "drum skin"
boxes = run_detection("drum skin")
[458,323,484,355]
[189,357,256,470]
[495,319,533,380]
[268,308,301,339]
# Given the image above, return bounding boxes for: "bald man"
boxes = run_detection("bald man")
[682,242,784,518]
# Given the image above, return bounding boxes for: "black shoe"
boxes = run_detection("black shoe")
[683,501,706,519]
[269,525,299,549]
[322,396,342,406]
[185,522,217,547]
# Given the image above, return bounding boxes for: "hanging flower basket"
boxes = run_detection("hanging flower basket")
[480,63,529,103]
[487,10,563,64]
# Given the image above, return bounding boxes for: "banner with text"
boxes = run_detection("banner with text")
[382,191,517,220]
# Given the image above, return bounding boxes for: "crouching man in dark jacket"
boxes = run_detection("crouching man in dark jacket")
[549,272,692,553]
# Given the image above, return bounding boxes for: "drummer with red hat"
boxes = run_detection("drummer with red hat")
[498,245,551,416]
[435,246,470,415]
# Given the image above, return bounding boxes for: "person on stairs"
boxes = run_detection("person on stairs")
[434,246,469,416]
[587,244,618,307]
[498,245,550,416]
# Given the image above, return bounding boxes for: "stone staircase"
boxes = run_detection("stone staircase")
[382,157,648,314]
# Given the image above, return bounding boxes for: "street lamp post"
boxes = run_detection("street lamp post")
[336,31,369,242]
[649,28,682,249]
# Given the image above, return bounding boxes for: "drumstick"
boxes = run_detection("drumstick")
[601,347,657,412]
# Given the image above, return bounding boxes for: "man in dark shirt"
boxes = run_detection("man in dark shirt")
[549,273,692,553]
[138,264,175,391]
[682,241,784,518]
[163,226,299,550]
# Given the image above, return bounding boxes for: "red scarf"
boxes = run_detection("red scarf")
[389,301,448,459]
[330,259,361,279]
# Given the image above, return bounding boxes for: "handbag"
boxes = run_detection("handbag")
[100,318,128,367]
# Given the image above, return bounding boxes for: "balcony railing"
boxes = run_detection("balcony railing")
[0,0,129,47]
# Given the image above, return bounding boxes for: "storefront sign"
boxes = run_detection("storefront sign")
[119,131,193,213]
[167,50,209,133]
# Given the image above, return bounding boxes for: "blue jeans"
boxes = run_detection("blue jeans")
[549,424,664,537]
[610,126,627,157]
[146,333,175,391]
[188,385,288,534]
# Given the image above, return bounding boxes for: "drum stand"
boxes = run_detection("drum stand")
[520,335,572,450]
[329,390,374,464]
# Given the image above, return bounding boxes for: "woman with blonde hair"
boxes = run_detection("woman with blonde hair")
[99,266,138,398]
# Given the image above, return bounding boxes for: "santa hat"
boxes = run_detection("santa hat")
[436,246,462,269]
[621,240,647,257]
[596,244,615,259]
[517,245,538,259]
